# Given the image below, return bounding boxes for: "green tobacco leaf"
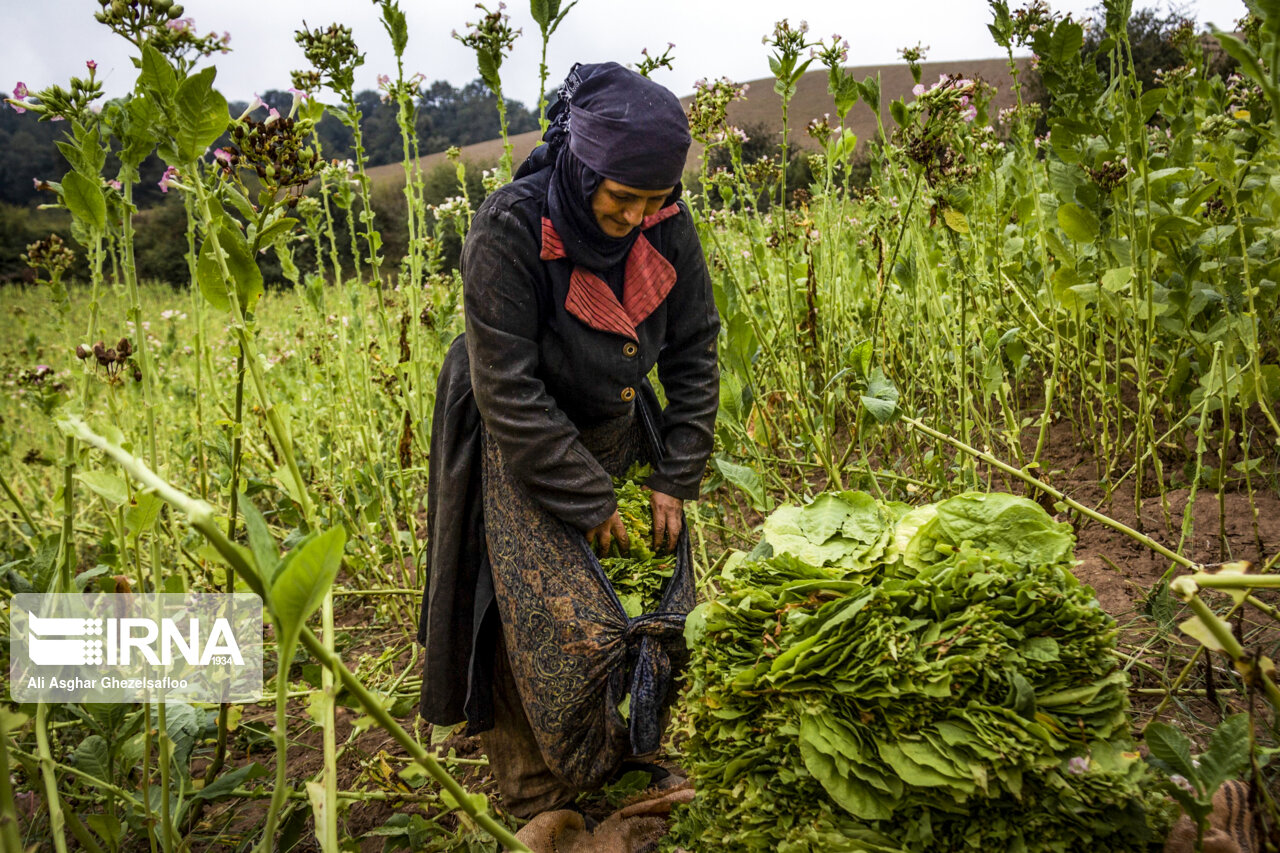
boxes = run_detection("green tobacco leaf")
[173,66,229,164]
[860,368,899,423]
[531,0,551,27]
[139,44,178,103]
[75,471,128,506]
[271,526,346,658]
[800,715,894,820]
[934,493,1074,568]
[255,216,299,249]
[61,172,107,232]
[124,493,163,539]
[1197,713,1249,794]
[195,761,270,801]
[71,735,112,787]
[1057,202,1099,242]
[799,494,852,545]
[714,456,766,511]
[197,222,264,313]
[163,703,201,780]
[840,492,884,545]
[1144,721,1199,783]
[238,497,278,577]
[942,207,970,234]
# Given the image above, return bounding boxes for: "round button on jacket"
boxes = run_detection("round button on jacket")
[620,386,636,402]
[622,342,639,358]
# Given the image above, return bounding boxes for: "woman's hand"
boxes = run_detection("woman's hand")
[649,490,683,553]
[587,510,629,557]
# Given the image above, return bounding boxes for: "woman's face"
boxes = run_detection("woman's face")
[590,178,674,238]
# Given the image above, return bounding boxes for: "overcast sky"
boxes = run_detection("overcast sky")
[5,0,1250,109]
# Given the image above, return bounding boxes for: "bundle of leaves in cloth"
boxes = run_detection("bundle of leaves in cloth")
[600,463,676,618]
[666,491,1174,853]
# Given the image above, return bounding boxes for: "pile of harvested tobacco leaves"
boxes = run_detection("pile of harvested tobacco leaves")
[600,463,676,617]
[666,491,1173,852]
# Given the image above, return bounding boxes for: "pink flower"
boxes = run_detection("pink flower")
[960,105,977,122]
[267,107,280,120]
[158,166,178,193]
[14,82,28,98]
[288,87,312,101]
[107,179,122,190]
[213,148,232,165]
[86,60,98,72]
[912,84,925,97]
[377,74,390,87]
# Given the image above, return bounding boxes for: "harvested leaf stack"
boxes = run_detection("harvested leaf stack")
[601,463,677,618]
[667,491,1173,852]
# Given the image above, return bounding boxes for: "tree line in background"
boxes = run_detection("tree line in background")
[0,5,1233,285]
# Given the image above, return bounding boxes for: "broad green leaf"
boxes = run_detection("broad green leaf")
[75,470,128,505]
[124,492,164,538]
[531,0,551,28]
[839,492,884,545]
[71,735,112,787]
[1101,266,1132,293]
[61,172,107,232]
[800,715,894,820]
[197,222,264,314]
[1144,721,1198,783]
[1197,713,1250,795]
[160,703,202,781]
[271,526,346,657]
[1179,614,1226,651]
[194,761,269,801]
[860,368,899,423]
[238,497,278,577]
[173,66,229,164]
[934,493,1074,568]
[799,494,852,545]
[942,207,969,234]
[255,216,299,249]
[714,457,766,511]
[1057,202,1099,242]
[139,44,178,102]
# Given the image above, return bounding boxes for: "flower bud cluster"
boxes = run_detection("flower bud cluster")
[1081,158,1128,191]
[8,70,103,121]
[295,23,364,92]
[220,115,323,196]
[93,0,185,26]
[687,77,749,145]
[636,43,677,79]
[1009,1,1055,47]
[454,3,521,63]
[77,337,141,382]
[22,234,76,278]
[290,70,322,97]
[94,0,228,59]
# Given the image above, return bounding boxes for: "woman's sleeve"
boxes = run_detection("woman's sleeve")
[645,209,721,500]
[461,203,618,531]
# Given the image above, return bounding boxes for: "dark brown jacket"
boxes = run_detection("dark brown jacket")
[417,167,719,726]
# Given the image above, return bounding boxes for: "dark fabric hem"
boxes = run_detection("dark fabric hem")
[643,472,700,501]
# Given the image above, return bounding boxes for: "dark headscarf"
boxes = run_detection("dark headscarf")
[515,62,692,273]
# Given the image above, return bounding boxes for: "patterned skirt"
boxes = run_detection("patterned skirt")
[480,402,693,789]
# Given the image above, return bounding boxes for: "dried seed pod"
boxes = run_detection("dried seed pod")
[117,337,132,357]
[133,368,142,382]
[76,344,90,360]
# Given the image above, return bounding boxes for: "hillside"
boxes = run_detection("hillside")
[367,55,1031,186]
